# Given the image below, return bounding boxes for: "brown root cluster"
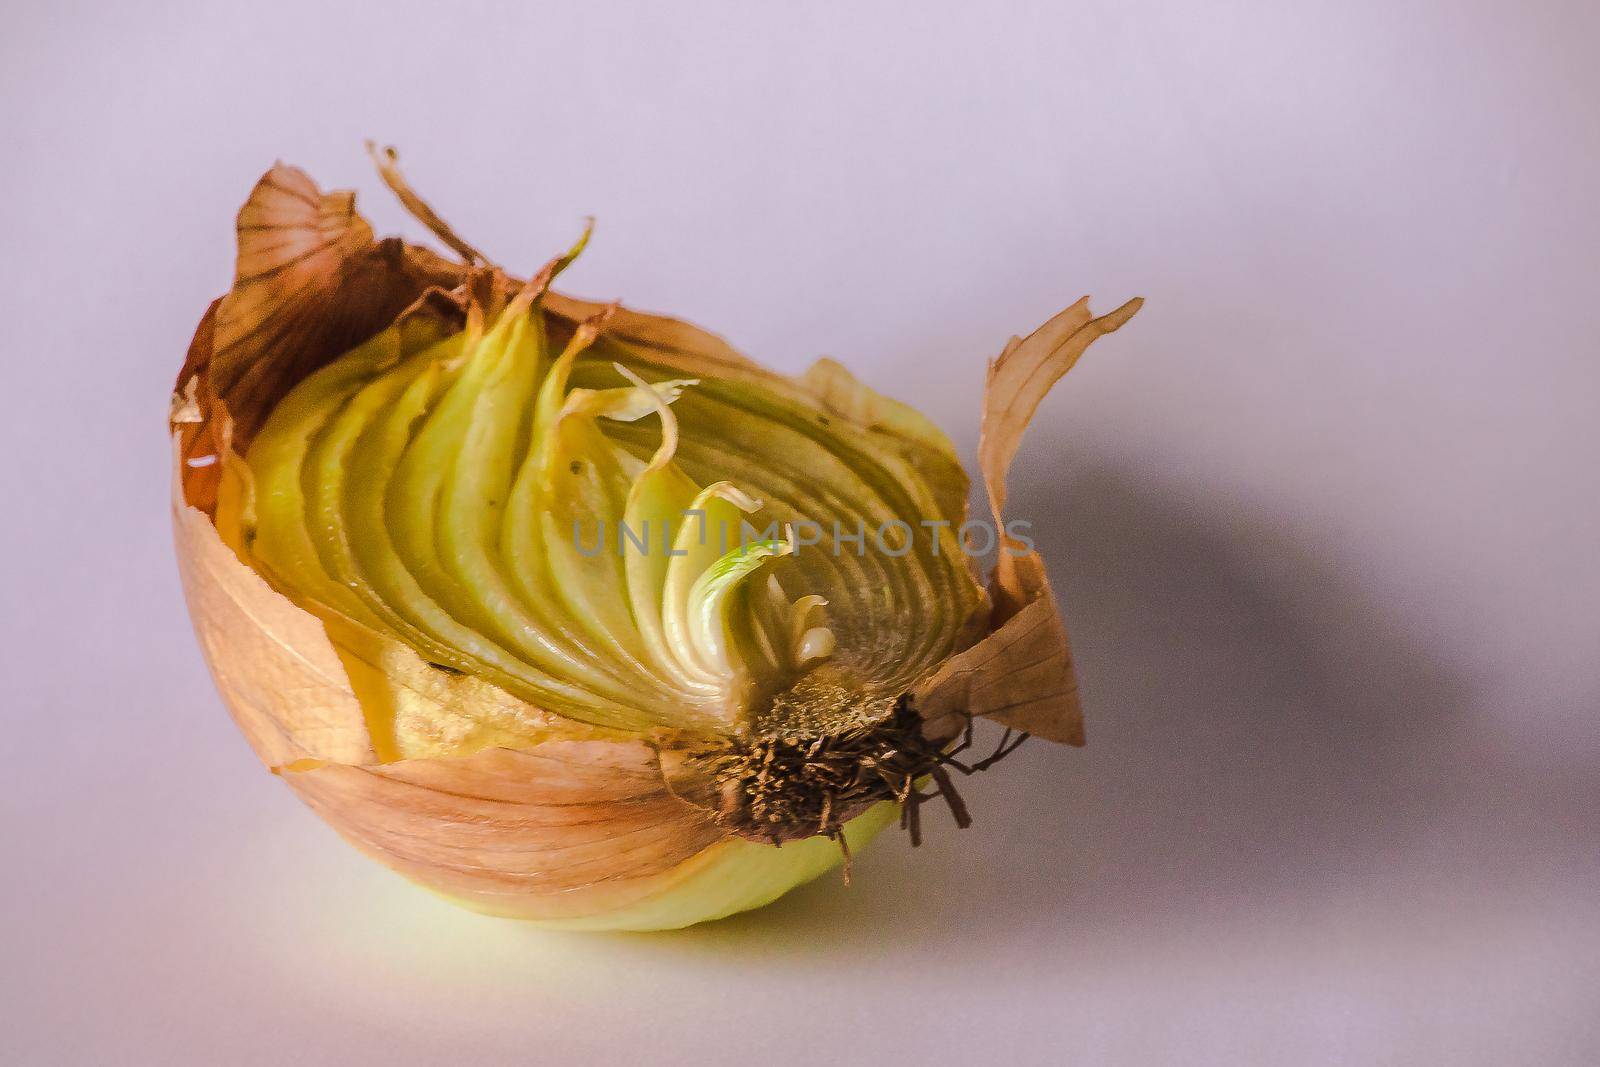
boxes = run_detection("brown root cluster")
[692,701,1031,880]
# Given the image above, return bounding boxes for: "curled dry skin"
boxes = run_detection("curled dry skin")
[170,154,1140,930]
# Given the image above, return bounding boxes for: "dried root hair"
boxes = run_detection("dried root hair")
[692,699,1030,883]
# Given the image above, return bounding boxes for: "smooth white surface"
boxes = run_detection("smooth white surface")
[3,1,1597,1063]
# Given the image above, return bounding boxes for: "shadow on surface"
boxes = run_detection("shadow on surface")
[614,445,1498,956]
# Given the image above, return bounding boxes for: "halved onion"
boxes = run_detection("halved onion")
[170,152,1140,930]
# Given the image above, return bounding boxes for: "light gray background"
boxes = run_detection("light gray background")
[3,1,1597,1063]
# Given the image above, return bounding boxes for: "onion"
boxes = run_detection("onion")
[170,149,1140,930]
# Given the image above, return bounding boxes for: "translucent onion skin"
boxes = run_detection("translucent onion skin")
[170,158,1139,930]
